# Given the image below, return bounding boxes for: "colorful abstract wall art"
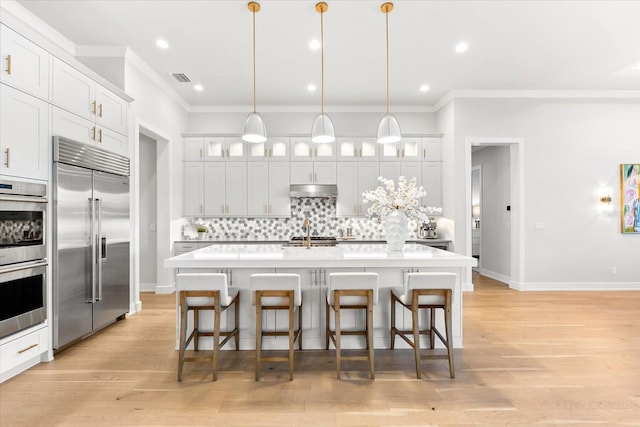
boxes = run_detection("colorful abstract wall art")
[621,163,640,234]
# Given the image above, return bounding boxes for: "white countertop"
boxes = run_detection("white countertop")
[165,243,476,269]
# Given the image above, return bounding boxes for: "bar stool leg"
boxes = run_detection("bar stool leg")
[390,293,396,350]
[255,298,262,381]
[213,302,220,382]
[288,300,295,381]
[178,293,188,382]
[334,294,342,380]
[234,294,240,350]
[445,292,455,378]
[412,296,422,379]
[325,299,330,350]
[298,304,303,351]
[429,307,436,349]
[367,292,375,379]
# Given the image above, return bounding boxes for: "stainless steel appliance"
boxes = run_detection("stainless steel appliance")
[0,180,47,266]
[52,136,130,350]
[0,261,47,339]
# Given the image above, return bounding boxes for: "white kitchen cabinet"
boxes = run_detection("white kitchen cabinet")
[379,162,422,186]
[0,24,49,100]
[0,323,49,383]
[247,162,291,217]
[421,137,442,161]
[290,137,336,161]
[379,137,422,162]
[183,162,204,216]
[290,161,336,185]
[336,137,379,161]
[421,162,443,210]
[204,137,247,161]
[0,84,48,181]
[183,137,204,161]
[247,136,290,162]
[336,161,379,217]
[52,57,128,136]
[52,106,127,156]
[203,162,247,216]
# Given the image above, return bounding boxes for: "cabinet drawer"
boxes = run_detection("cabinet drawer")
[0,326,48,374]
[175,242,201,255]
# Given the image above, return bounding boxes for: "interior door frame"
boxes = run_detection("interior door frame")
[465,137,525,289]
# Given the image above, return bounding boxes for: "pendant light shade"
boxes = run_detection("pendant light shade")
[243,112,267,143]
[311,2,335,144]
[242,2,267,143]
[377,2,401,144]
[311,113,336,144]
[377,113,401,144]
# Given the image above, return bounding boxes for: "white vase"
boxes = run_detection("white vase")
[384,210,408,251]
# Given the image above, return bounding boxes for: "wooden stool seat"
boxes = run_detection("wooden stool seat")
[176,273,239,382]
[251,273,302,381]
[391,272,456,379]
[326,272,379,379]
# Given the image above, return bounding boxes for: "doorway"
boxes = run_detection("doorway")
[471,165,482,272]
[138,133,157,290]
[466,138,524,290]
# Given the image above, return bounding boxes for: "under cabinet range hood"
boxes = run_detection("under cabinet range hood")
[289,184,338,198]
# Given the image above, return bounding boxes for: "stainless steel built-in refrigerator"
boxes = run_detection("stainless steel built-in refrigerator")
[52,136,130,350]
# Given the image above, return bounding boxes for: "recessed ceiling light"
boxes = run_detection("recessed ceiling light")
[307,83,317,92]
[309,39,321,50]
[194,84,204,91]
[455,41,468,53]
[156,39,169,49]
[419,84,430,92]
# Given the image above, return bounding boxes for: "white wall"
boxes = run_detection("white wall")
[187,111,437,135]
[138,133,157,286]
[452,98,640,289]
[123,57,190,294]
[473,146,511,279]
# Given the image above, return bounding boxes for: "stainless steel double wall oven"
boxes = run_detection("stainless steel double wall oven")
[0,180,48,339]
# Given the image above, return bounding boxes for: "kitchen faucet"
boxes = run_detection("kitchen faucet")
[303,217,311,249]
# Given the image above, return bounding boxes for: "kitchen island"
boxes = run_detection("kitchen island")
[164,243,476,350]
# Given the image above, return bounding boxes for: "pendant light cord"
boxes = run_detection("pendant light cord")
[252,8,257,113]
[385,6,390,114]
[320,8,325,115]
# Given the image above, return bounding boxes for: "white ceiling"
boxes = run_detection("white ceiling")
[14,0,640,109]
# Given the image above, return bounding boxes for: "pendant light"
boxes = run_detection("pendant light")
[377,2,401,144]
[311,2,336,144]
[242,1,267,143]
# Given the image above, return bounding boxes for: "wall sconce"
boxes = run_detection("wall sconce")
[472,204,480,228]
[599,194,613,214]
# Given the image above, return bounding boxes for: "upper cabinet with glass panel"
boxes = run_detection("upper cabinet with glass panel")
[290,137,336,162]
[379,137,422,162]
[336,137,379,161]
[204,137,247,161]
[247,136,290,162]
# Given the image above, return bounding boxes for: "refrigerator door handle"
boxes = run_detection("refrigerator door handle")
[89,197,96,303]
[96,198,103,302]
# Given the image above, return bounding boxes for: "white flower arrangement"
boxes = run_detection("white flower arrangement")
[362,176,443,221]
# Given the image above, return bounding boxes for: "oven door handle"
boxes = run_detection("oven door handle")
[0,195,48,203]
[0,260,48,274]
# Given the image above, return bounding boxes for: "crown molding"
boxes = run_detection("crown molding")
[190,105,435,114]
[434,89,640,112]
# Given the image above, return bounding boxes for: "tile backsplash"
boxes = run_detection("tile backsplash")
[182,198,428,241]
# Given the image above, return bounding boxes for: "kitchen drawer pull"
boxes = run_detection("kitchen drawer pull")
[200,148,203,158]
[6,54,11,74]
[402,149,405,158]
[92,100,97,115]
[3,148,9,168]
[18,343,38,354]
[98,128,103,143]
[98,103,103,118]
[92,126,96,141]
[396,148,400,157]
[423,148,426,158]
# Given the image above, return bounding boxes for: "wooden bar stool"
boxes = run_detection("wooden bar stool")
[176,273,239,382]
[250,273,302,381]
[326,272,379,379]
[390,272,457,379]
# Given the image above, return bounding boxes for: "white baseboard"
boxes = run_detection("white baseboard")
[512,281,640,291]
[155,283,176,294]
[139,282,157,292]
[479,268,510,285]
[463,281,474,292]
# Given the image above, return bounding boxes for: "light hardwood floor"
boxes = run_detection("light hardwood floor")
[1,273,639,426]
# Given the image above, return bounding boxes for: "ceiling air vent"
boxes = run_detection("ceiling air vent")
[171,73,191,83]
